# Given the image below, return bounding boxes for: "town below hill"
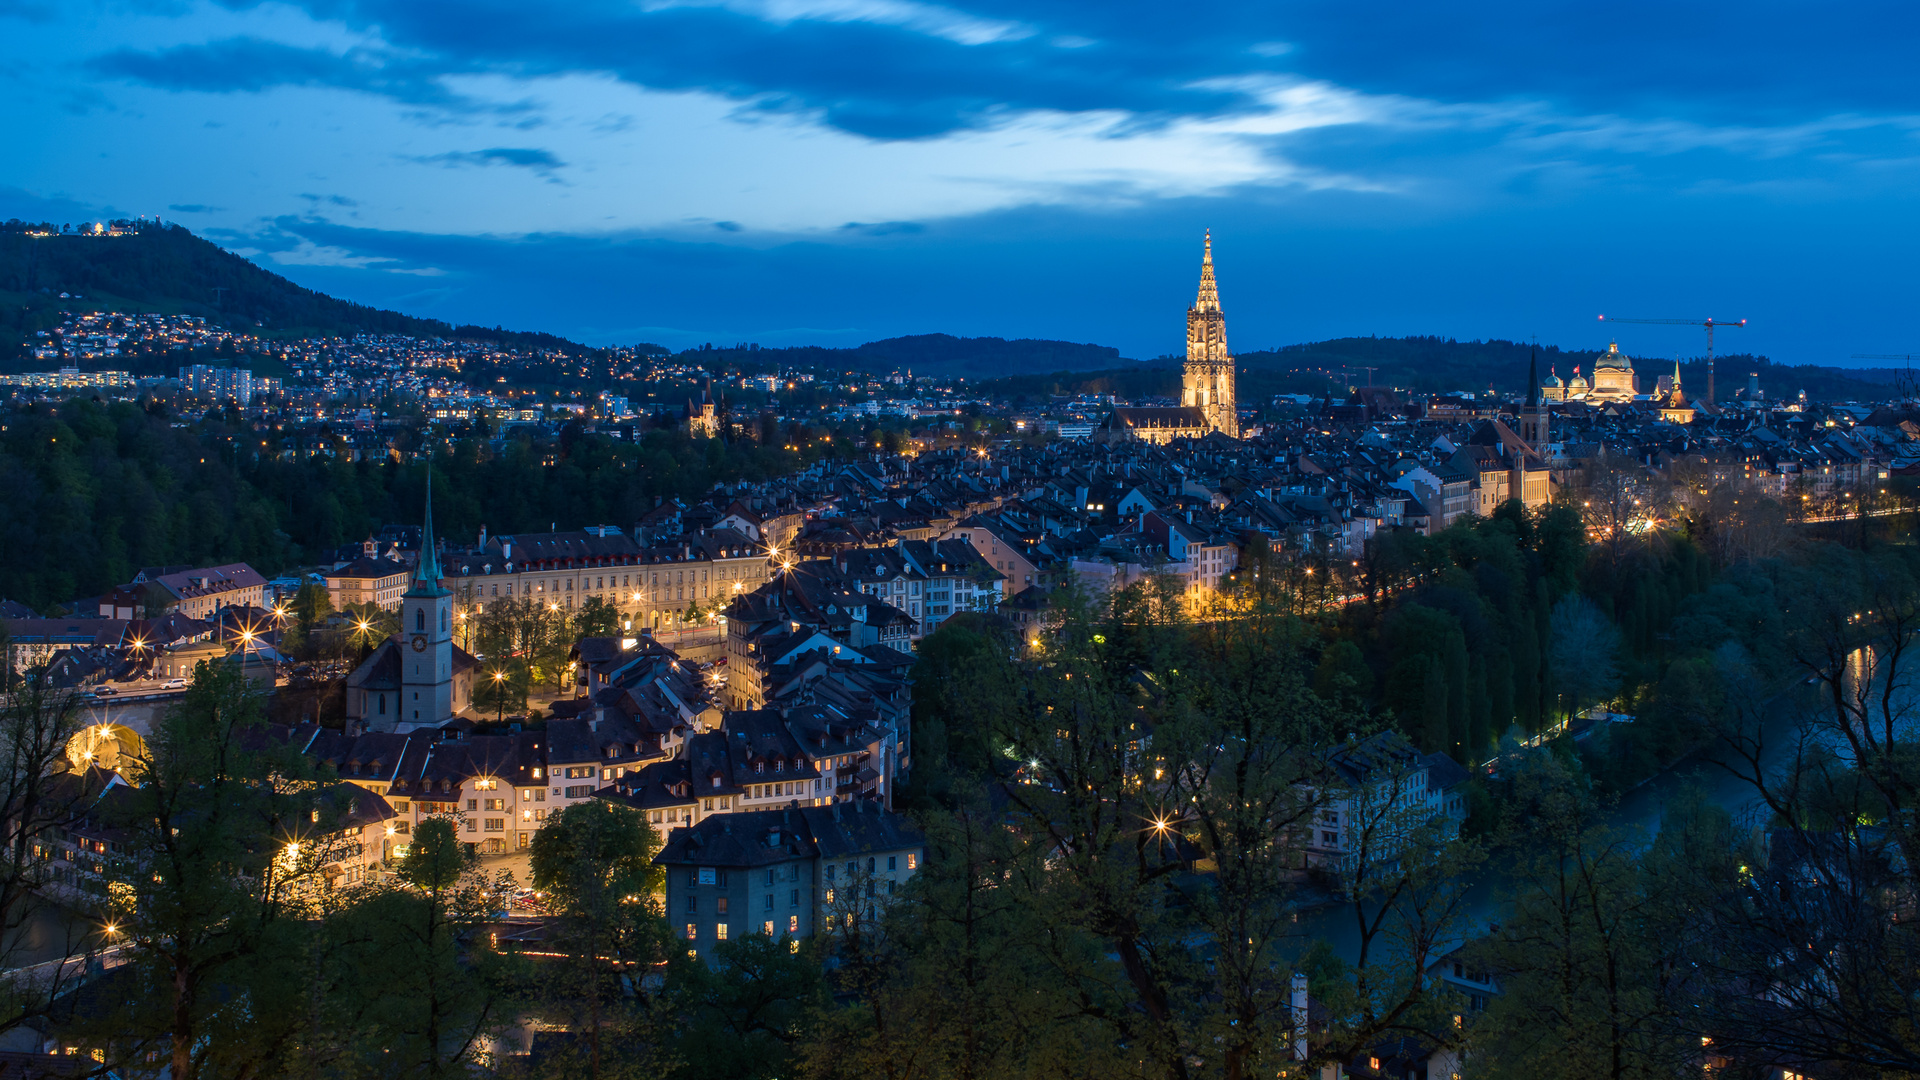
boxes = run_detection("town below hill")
[2,218,1907,400]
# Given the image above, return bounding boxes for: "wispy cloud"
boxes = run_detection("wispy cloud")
[410,147,566,173]
[640,0,1033,45]
[86,36,504,113]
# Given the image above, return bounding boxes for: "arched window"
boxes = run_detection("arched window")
[440,607,447,631]
[415,608,425,632]
[377,693,385,715]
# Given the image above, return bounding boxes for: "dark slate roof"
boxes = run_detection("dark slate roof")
[652,804,925,868]
[798,802,923,859]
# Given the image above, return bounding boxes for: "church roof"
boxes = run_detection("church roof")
[405,464,449,598]
[1106,406,1210,430]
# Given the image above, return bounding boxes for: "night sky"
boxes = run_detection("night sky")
[5,0,1918,362]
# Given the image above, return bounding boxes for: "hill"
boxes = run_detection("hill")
[0,221,1905,401]
[973,336,1907,405]
[0,218,589,361]
[669,334,1131,380]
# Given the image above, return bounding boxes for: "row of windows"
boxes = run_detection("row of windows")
[686,855,918,891]
[684,915,802,941]
[749,781,816,799]
[825,854,912,879]
[460,563,765,599]
[685,890,802,914]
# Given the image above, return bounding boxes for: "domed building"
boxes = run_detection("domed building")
[1586,342,1637,402]
[1540,367,1568,403]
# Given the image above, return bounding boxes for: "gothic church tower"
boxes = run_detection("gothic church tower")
[399,468,455,728]
[1181,232,1238,437]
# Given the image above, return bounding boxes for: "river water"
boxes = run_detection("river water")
[1296,678,1846,964]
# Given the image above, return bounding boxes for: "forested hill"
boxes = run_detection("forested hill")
[974,336,1904,403]
[0,219,583,352]
[674,334,1129,379]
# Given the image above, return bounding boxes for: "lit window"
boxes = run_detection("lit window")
[716,923,728,940]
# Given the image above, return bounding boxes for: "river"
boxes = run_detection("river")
[1297,676,1848,964]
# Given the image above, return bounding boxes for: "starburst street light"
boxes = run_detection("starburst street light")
[490,669,508,723]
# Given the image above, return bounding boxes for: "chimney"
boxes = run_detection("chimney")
[478,524,488,550]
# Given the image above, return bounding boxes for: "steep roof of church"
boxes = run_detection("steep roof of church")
[406,465,448,598]
[1193,231,1220,313]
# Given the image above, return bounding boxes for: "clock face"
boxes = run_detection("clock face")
[411,635,427,652]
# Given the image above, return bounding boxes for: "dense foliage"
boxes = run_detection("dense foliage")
[0,398,824,610]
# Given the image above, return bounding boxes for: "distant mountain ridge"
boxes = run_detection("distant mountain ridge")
[0,221,1905,400]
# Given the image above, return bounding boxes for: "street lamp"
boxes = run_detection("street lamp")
[491,670,506,723]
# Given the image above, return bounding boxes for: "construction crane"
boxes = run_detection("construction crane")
[1597,315,1747,405]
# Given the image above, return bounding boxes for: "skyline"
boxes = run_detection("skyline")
[5,1,1919,364]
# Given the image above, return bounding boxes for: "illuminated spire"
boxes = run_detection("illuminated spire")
[1194,231,1220,312]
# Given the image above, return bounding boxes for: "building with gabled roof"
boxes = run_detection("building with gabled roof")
[652,802,925,963]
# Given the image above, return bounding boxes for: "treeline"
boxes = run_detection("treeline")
[966,338,1908,402]
[1349,504,1585,765]
[0,399,830,611]
[660,333,1130,380]
[894,536,1920,1079]
[1462,539,1920,1077]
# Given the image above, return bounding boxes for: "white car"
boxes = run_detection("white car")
[161,678,188,690]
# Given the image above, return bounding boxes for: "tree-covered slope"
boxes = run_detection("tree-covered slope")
[0,219,583,352]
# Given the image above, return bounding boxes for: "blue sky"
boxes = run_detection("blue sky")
[4,0,1918,363]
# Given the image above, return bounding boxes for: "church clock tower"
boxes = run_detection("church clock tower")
[400,468,455,728]
[1181,232,1238,437]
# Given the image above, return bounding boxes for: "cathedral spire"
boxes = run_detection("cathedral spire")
[1194,230,1220,312]
[1526,344,1539,408]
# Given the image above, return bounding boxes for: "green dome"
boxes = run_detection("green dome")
[1594,342,1632,370]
